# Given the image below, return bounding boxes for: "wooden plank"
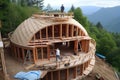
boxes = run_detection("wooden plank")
[25,64,35,70]
[40,71,48,78]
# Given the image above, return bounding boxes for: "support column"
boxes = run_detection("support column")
[35,48,38,61]
[60,24,62,38]
[80,64,84,75]
[46,27,48,39]
[40,30,42,40]
[22,48,25,63]
[17,48,20,61]
[71,25,74,37]
[67,69,69,80]
[52,25,54,39]
[41,47,43,60]
[47,45,50,60]
[51,72,53,80]
[74,40,78,55]
[58,70,60,80]
[33,48,36,63]
[66,24,69,37]
[73,67,77,78]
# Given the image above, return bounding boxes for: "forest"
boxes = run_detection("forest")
[0,0,120,72]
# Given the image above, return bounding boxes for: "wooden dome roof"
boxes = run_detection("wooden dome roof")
[10,15,88,47]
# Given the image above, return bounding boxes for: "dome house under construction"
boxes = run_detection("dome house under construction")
[9,13,96,80]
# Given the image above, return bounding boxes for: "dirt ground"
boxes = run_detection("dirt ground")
[83,56,118,80]
[2,47,118,80]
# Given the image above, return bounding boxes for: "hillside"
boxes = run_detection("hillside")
[87,6,120,32]
[80,6,101,15]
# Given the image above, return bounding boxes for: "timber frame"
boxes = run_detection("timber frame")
[9,13,96,80]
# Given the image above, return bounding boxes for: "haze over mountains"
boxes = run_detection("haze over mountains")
[84,6,120,33]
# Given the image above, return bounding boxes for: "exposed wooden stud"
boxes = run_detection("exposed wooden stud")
[74,40,78,55]
[22,48,25,62]
[46,27,48,39]
[60,24,62,38]
[41,47,43,60]
[76,27,78,36]
[17,47,20,61]
[58,70,60,80]
[52,25,54,39]
[35,48,38,61]
[51,72,53,80]
[67,69,69,80]
[71,25,74,37]
[74,66,77,78]
[15,47,17,59]
[33,48,36,63]
[47,45,50,60]
[66,24,69,37]
[40,30,42,40]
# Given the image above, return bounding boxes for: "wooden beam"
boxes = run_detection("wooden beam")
[51,72,53,80]
[0,48,8,80]
[22,48,25,63]
[66,24,69,37]
[41,47,43,60]
[71,25,74,37]
[14,47,17,58]
[52,25,54,39]
[17,47,20,61]
[67,69,69,80]
[74,66,77,78]
[60,24,62,38]
[80,64,84,75]
[76,27,78,36]
[74,40,78,55]
[33,48,36,63]
[47,45,50,60]
[35,48,38,61]
[58,70,60,80]
[46,27,48,39]
[40,30,42,40]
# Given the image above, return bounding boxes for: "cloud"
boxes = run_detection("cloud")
[44,0,120,8]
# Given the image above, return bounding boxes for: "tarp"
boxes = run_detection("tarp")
[96,53,106,59]
[14,70,41,80]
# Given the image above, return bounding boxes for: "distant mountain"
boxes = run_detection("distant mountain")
[80,6,101,15]
[87,6,120,32]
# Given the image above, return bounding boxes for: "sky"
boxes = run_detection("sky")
[44,0,120,8]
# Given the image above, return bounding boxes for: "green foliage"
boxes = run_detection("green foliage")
[0,2,40,37]
[69,5,75,12]
[73,7,89,30]
[73,7,120,71]
[107,47,120,71]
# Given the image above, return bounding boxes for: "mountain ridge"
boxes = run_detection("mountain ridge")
[86,6,120,32]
